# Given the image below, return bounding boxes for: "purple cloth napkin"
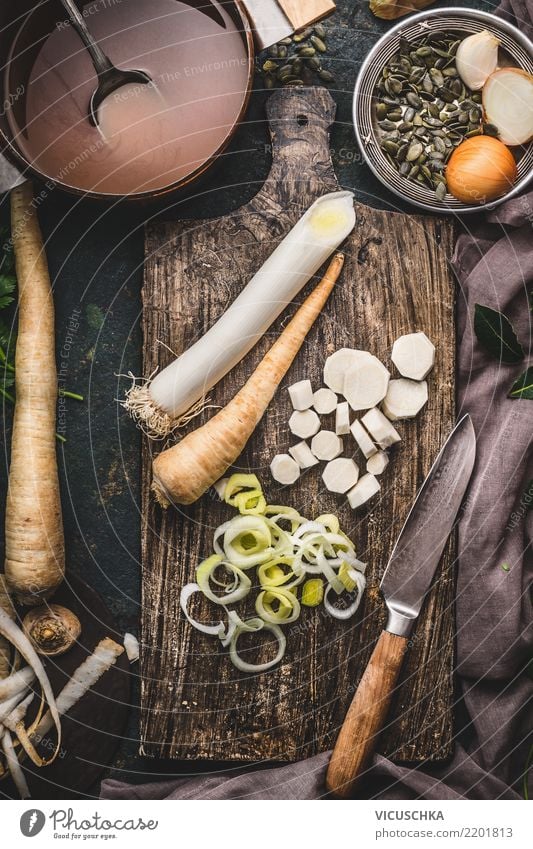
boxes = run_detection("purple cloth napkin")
[101,0,533,800]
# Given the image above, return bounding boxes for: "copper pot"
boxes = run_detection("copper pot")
[0,0,254,201]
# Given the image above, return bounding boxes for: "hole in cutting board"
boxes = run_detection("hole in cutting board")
[297,114,309,126]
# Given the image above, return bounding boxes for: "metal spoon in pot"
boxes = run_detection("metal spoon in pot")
[60,0,153,126]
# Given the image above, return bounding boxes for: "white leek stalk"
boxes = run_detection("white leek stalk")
[124,192,355,438]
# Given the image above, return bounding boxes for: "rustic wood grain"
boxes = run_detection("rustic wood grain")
[140,87,456,764]
[277,0,336,31]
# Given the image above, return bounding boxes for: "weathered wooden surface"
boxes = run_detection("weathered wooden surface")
[140,87,456,763]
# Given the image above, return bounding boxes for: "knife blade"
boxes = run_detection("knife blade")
[381,412,476,637]
[326,414,476,798]
[242,0,336,50]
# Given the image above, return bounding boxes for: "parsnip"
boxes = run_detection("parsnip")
[347,473,381,510]
[382,378,428,421]
[152,254,345,506]
[322,458,359,494]
[367,450,390,476]
[311,431,343,461]
[361,408,401,449]
[324,349,374,394]
[289,409,321,439]
[313,387,337,415]
[343,355,390,412]
[350,420,377,459]
[5,182,65,605]
[335,401,351,435]
[391,332,435,381]
[271,454,300,485]
[289,441,319,469]
[0,576,15,680]
[288,379,313,411]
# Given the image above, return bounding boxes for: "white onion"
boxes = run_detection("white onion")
[483,68,533,146]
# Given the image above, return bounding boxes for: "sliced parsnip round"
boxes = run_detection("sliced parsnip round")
[347,473,381,510]
[288,379,314,411]
[391,332,435,381]
[382,378,428,421]
[366,450,389,476]
[270,454,300,485]
[322,458,359,494]
[289,409,321,439]
[289,441,319,469]
[335,401,351,436]
[311,431,343,461]
[313,387,337,415]
[323,349,374,394]
[350,420,377,459]
[361,408,401,449]
[343,356,390,412]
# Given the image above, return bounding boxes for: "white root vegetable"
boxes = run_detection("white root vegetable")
[0,666,35,702]
[125,192,356,438]
[311,430,343,461]
[347,473,381,510]
[0,575,15,680]
[313,387,337,415]
[335,401,351,435]
[0,606,61,765]
[289,441,319,469]
[213,477,230,500]
[289,409,321,439]
[391,332,435,381]
[324,349,374,394]
[288,379,314,411]
[322,458,359,494]
[0,689,32,724]
[2,730,30,798]
[343,355,390,412]
[32,637,124,741]
[123,633,139,663]
[362,408,401,449]
[152,255,345,506]
[367,451,390,476]
[6,183,65,605]
[270,454,300,485]
[382,378,428,421]
[483,68,533,146]
[350,420,377,459]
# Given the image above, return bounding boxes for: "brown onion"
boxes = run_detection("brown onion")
[446,136,517,204]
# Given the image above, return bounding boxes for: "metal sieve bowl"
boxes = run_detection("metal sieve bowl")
[353,7,533,214]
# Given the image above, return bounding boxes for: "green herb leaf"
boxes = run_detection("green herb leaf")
[509,367,533,400]
[501,562,511,572]
[0,274,16,310]
[474,304,524,364]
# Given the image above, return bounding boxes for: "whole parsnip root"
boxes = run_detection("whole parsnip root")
[5,182,65,605]
[152,252,345,507]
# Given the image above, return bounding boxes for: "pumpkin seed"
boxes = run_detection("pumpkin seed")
[297,46,316,57]
[310,35,327,53]
[483,123,500,137]
[314,23,326,39]
[406,142,423,161]
[435,182,447,201]
[318,69,335,83]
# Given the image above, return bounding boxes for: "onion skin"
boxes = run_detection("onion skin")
[446,136,517,204]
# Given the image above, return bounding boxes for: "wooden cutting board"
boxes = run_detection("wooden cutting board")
[140,87,456,764]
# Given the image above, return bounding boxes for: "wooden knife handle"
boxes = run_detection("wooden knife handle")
[326,630,408,798]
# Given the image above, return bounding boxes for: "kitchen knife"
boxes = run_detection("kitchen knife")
[242,0,336,50]
[326,413,476,798]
